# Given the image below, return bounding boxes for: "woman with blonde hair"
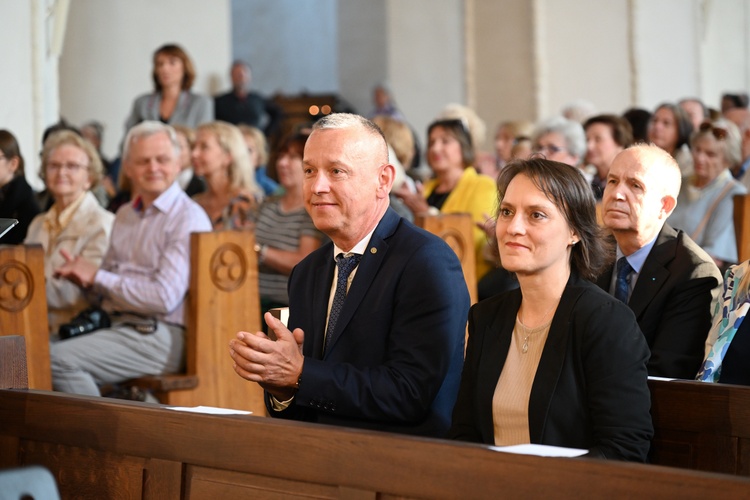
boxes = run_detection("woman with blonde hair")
[25,130,115,335]
[238,124,279,196]
[192,121,262,229]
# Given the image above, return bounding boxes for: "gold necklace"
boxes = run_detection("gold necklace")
[517,297,560,354]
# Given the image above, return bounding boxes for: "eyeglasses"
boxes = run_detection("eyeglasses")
[46,162,87,173]
[699,122,728,140]
[532,144,566,155]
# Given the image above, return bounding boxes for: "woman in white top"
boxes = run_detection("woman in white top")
[25,131,115,336]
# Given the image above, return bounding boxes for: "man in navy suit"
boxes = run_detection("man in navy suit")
[596,144,721,378]
[230,113,470,437]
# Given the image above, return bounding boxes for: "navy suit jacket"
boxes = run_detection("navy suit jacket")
[596,224,722,378]
[449,274,653,462]
[267,208,470,437]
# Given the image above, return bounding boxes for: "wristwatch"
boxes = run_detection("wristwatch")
[254,243,267,263]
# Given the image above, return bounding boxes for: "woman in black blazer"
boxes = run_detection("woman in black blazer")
[448,158,653,462]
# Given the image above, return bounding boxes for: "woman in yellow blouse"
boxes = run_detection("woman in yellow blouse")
[396,118,497,279]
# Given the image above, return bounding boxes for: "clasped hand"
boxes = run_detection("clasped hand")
[229,312,305,401]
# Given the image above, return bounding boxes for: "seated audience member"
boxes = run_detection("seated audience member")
[648,102,694,176]
[679,97,709,131]
[172,125,205,197]
[622,107,652,143]
[25,131,115,336]
[367,83,405,121]
[448,158,653,461]
[0,129,41,244]
[667,119,747,270]
[255,131,324,318]
[394,118,498,280]
[214,60,283,138]
[191,121,263,230]
[531,116,586,169]
[510,136,533,160]
[583,114,634,199]
[80,120,116,203]
[725,108,750,188]
[371,115,418,221]
[561,98,597,123]
[229,113,469,437]
[697,259,750,384]
[238,124,280,196]
[124,44,213,132]
[494,120,534,170]
[49,121,212,396]
[721,92,749,115]
[597,144,722,378]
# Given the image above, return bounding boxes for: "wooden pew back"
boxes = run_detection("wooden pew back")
[649,378,750,476]
[415,213,478,304]
[0,244,51,390]
[734,193,750,263]
[131,231,267,415]
[0,336,27,389]
[2,388,749,499]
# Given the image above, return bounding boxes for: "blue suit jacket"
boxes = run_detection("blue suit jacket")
[268,208,470,437]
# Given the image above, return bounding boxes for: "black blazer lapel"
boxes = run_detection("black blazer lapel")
[528,275,582,443]
[309,253,336,360]
[628,225,676,319]
[476,293,518,443]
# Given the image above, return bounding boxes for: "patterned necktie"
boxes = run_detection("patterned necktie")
[324,253,362,353]
[615,256,634,303]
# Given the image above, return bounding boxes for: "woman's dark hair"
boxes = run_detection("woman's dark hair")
[495,158,612,280]
[653,103,694,152]
[583,114,634,148]
[266,130,310,183]
[427,118,475,168]
[622,108,652,143]
[0,129,25,177]
[152,44,196,92]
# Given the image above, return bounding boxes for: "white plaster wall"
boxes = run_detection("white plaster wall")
[700,0,750,109]
[1,1,36,183]
[537,0,630,118]
[59,0,232,159]
[338,0,388,115]
[472,0,535,131]
[631,0,699,109]
[386,0,465,147]
[231,0,338,95]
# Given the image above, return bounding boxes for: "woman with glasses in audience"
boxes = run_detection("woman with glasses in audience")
[531,116,586,169]
[0,130,40,244]
[124,44,212,132]
[191,121,263,230]
[668,119,747,271]
[395,118,498,280]
[449,158,653,461]
[25,131,115,336]
[648,103,694,176]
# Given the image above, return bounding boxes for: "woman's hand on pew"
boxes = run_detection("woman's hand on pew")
[229,312,305,401]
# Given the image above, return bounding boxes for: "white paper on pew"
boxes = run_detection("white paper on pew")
[648,376,677,381]
[490,444,587,457]
[166,406,252,415]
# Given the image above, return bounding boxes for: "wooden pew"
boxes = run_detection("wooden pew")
[415,213,478,304]
[1,389,749,499]
[649,378,750,475]
[734,193,750,263]
[126,230,267,415]
[0,336,27,389]
[0,244,51,390]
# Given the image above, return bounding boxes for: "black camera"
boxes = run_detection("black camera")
[59,307,111,340]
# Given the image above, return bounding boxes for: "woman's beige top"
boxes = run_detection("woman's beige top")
[492,316,551,446]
